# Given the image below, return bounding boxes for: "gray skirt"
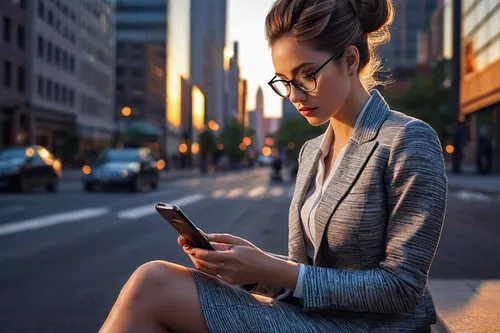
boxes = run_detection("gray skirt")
[189,269,370,333]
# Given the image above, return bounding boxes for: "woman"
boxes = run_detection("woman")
[99,0,447,332]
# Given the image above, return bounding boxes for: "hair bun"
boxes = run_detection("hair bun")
[349,0,393,34]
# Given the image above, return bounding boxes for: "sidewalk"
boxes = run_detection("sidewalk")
[60,168,200,182]
[447,168,500,196]
[429,280,500,333]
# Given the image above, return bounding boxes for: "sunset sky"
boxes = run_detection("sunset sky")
[228,0,283,119]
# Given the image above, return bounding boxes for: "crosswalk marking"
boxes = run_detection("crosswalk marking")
[248,186,267,198]
[270,186,285,197]
[211,189,225,198]
[225,188,243,198]
[117,193,206,219]
[0,208,110,237]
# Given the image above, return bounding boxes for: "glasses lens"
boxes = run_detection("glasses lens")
[294,74,316,92]
[271,81,290,97]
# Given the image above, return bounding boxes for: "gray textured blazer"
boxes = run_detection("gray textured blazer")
[249,90,448,332]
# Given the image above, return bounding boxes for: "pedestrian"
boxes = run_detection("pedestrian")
[99,0,447,332]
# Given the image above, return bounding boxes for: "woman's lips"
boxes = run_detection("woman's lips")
[299,107,317,117]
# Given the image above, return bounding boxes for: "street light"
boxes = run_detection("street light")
[121,106,132,117]
[243,136,252,146]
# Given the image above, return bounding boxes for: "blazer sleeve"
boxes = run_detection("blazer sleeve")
[239,140,311,297]
[300,120,447,313]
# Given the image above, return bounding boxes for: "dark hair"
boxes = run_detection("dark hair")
[265,0,394,90]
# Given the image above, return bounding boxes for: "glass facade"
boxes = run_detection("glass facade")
[462,0,500,71]
[166,0,190,129]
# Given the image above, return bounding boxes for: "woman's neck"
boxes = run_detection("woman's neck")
[329,88,371,145]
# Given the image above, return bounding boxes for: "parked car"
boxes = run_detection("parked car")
[81,147,160,192]
[0,145,62,192]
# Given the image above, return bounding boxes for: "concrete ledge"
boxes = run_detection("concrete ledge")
[429,279,500,332]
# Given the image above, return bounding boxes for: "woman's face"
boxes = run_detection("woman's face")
[271,36,351,126]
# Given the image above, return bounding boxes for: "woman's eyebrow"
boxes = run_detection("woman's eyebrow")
[275,62,316,78]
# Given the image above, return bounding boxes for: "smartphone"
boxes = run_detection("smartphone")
[155,202,216,251]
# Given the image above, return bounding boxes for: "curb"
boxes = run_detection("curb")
[431,315,452,333]
[447,184,500,197]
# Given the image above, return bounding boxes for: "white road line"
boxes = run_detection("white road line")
[455,190,491,201]
[211,189,225,198]
[0,208,110,237]
[270,186,285,197]
[116,193,206,219]
[225,188,243,198]
[247,186,267,198]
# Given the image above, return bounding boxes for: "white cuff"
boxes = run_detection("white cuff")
[292,264,306,298]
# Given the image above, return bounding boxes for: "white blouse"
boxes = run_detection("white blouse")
[293,95,374,298]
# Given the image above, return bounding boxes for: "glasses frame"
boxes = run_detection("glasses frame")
[268,50,345,98]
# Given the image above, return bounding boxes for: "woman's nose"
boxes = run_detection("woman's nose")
[288,85,306,104]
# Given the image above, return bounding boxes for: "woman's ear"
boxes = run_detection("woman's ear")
[344,45,360,76]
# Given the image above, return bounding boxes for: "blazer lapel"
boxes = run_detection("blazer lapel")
[288,146,321,264]
[312,90,390,262]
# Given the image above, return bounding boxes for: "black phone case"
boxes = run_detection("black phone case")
[155,203,215,251]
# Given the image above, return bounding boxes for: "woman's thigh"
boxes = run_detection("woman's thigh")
[129,261,209,333]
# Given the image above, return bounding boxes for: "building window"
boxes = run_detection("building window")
[55,46,60,65]
[37,76,44,97]
[4,16,11,43]
[62,86,67,104]
[46,80,52,100]
[47,41,53,62]
[3,61,12,88]
[38,1,45,18]
[37,35,44,57]
[48,9,54,25]
[54,82,60,102]
[17,66,24,92]
[69,55,75,73]
[62,51,67,70]
[116,66,124,76]
[17,25,25,49]
[69,89,75,106]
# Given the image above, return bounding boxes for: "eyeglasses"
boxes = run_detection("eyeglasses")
[268,50,345,98]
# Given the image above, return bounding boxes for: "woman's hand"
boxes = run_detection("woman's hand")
[177,233,271,285]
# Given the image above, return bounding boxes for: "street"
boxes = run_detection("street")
[0,168,499,332]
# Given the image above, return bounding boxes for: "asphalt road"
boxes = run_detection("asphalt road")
[0,168,498,332]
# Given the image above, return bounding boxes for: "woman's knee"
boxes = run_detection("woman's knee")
[125,260,183,302]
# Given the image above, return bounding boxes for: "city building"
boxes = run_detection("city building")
[379,0,438,70]
[190,0,227,129]
[224,41,240,124]
[114,0,167,155]
[237,78,248,127]
[166,0,227,168]
[456,0,500,172]
[0,0,30,148]
[263,117,279,137]
[26,0,115,163]
[252,86,265,149]
[281,98,299,122]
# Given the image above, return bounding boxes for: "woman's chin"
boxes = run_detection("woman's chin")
[305,116,328,127]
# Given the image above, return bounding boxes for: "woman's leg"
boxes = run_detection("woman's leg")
[99,261,209,333]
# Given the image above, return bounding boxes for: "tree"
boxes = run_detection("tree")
[274,116,327,161]
[219,120,254,161]
[382,62,452,143]
[199,129,217,157]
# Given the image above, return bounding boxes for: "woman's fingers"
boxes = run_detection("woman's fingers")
[195,258,223,273]
[178,235,187,246]
[207,233,249,246]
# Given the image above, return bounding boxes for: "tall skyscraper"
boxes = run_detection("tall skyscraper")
[115,0,167,152]
[224,41,240,124]
[252,86,265,149]
[0,0,30,148]
[190,0,227,129]
[166,0,227,167]
[26,0,115,162]
[378,0,438,70]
